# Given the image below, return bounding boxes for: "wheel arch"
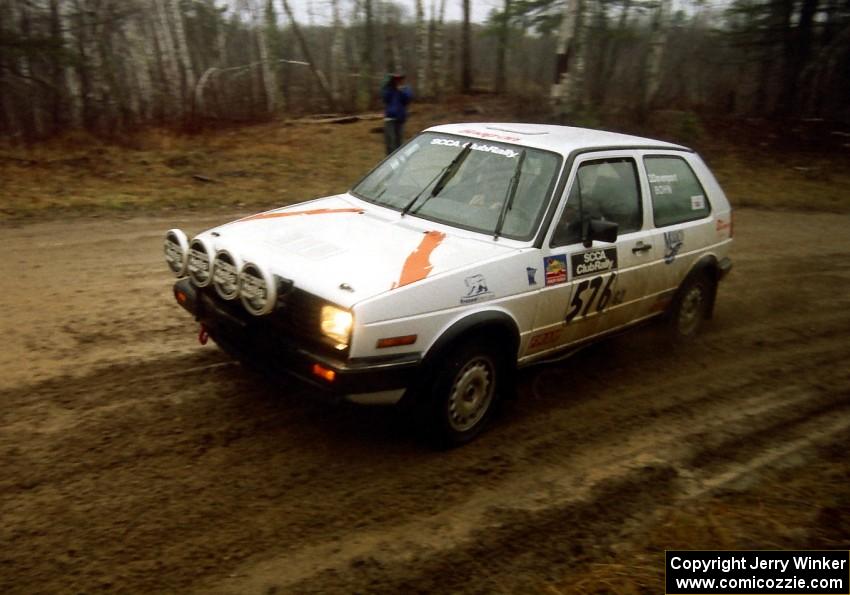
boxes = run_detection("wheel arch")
[676,253,721,319]
[423,309,521,367]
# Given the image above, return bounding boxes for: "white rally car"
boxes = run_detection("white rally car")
[165,123,733,446]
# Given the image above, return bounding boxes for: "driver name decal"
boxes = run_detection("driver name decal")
[571,248,618,279]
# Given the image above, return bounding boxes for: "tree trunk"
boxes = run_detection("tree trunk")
[48,0,64,133]
[495,0,511,94]
[432,0,447,95]
[167,0,196,116]
[154,0,183,118]
[461,0,472,92]
[254,3,278,113]
[363,0,375,107]
[330,0,344,103]
[57,0,83,128]
[781,0,820,115]
[644,0,671,111]
[415,0,427,97]
[551,0,584,116]
[279,0,336,110]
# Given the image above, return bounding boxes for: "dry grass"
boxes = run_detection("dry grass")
[0,118,385,220]
[1,98,848,221]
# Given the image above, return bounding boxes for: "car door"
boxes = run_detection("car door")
[637,151,716,313]
[523,151,658,358]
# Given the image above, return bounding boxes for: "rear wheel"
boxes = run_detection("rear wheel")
[669,272,715,340]
[424,339,507,448]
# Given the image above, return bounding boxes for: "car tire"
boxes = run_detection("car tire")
[668,272,714,340]
[423,338,507,448]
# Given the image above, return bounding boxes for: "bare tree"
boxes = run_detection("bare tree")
[644,0,671,110]
[495,0,512,94]
[551,0,585,116]
[415,0,428,96]
[279,0,335,109]
[330,0,345,102]
[154,0,184,117]
[461,0,472,92]
[253,0,278,113]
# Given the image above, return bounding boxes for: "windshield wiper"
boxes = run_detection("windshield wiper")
[400,143,472,217]
[494,149,526,239]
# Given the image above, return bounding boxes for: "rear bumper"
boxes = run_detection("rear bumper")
[173,279,420,401]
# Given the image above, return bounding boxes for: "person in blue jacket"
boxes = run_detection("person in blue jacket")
[382,73,413,155]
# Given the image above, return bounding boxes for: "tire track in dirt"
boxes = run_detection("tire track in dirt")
[193,334,850,592]
[2,208,850,593]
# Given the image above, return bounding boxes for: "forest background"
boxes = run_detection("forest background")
[0,0,848,219]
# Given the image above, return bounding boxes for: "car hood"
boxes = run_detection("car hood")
[201,194,516,308]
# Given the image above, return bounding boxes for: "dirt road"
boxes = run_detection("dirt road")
[2,208,849,593]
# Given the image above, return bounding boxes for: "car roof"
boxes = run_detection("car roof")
[425,123,691,155]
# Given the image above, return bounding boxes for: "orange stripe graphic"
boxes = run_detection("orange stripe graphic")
[393,231,446,289]
[240,208,363,221]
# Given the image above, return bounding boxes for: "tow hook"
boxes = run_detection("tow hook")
[198,324,209,345]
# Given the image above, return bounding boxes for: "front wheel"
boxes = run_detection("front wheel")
[423,340,507,448]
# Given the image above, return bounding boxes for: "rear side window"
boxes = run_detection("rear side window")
[551,157,642,247]
[645,156,710,227]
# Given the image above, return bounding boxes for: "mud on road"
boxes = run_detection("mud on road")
[2,209,849,593]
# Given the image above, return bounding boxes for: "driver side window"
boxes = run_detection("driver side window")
[550,157,642,247]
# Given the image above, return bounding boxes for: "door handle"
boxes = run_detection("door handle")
[632,242,652,254]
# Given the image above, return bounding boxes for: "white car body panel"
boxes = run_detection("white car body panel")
[169,123,733,405]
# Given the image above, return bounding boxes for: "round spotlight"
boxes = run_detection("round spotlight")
[164,229,189,277]
[212,250,242,300]
[239,262,277,316]
[187,237,215,287]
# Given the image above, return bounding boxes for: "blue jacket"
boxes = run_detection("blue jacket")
[382,84,413,122]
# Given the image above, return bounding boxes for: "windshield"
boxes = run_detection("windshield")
[352,132,562,240]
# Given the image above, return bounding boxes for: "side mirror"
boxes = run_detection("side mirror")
[582,218,618,248]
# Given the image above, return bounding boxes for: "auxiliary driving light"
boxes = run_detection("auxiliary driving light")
[164,229,189,277]
[239,262,277,316]
[187,236,215,287]
[212,249,242,300]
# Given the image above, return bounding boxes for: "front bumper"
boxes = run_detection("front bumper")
[173,279,420,399]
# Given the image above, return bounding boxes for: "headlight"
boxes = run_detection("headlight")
[321,305,353,349]
[212,249,242,300]
[164,229,189,277]
[239,262,277,316]
[187,237,215,287]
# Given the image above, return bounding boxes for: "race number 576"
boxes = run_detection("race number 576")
[565,273,617,324]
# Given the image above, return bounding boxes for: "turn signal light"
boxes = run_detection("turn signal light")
[376,335,417,349]
[311,363,336,383]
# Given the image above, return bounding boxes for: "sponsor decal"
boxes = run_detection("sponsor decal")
[663,230,684,264]
[570,248,618,279]
[239,207,364,222]
[690,194,706,210]
[392,230,446,289]
[458,129,521,142]
[529,329,561,350]
[544,255,568,286]
[460,274,494,304]
[526,267,538,286]
[429,138,519,158]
